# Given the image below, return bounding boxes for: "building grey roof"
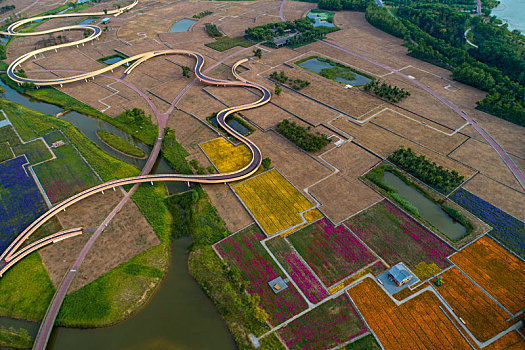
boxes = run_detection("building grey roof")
[268,276,288,293]
[389,264,411,282]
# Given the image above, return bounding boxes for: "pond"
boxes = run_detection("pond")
[0,238,236,350]
[0,80,187,194]
[298,58,372,86]
[209,115,251,136]
[491,0,525,34]
[306,11,335,28]
[169,19,197,33]
[101,56,130,67]
[77,19,95,26]
[382,171,467,240]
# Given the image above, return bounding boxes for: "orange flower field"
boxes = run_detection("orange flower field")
[483,331,525,350]
[449,236,525,314]
[349,278,472,349]
[435,267,510,342]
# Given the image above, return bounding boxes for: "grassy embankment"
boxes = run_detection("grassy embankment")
[96,130,146,158]
[364,164,473,241]
[0,326,34,349]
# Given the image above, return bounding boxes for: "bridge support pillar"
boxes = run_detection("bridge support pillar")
[113,187,115,191]
[151,181,153,186]
[60,84,63,87]
[101,190,104,194]
[55,48,57,52]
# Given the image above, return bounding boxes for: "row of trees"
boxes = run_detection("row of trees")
[363,80,411,102]
[205,24,222,37]
[276,119,331,152]
[0,5,14,15]
[269,71,311,90]
[387,147,464,194]
[193,10,213,19]
[318,0,369,11]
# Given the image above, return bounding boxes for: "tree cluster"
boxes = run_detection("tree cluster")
[269,71,311,90]
[205,23,222,37]
[364,80,410,102]
[387,147,464,194]
[193,10,213,19]
[276,119,331,152]
[318,0,369,11]
[0,5,14,15]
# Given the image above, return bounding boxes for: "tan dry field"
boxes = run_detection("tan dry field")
[280,0,316,21]
[249,131,332,189]
[463,174,525,221]
[322,141,381,179]
[268,62,384,117]
[241,101,293,130]
[331,116,475,177]
[310,175,382,224]
[40,189,159,293]
[167,109,218,157]
[461,109,525,159]
[450,138,522,190]
[0,0,59,19]
[203,183,254,233]
[370,108,469,155]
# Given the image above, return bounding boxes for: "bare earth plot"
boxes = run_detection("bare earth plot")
[463,173,525,221]
[450,138,522,190]
[40,190,159,293]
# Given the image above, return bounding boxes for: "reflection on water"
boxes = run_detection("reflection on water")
[382,171,467,240]
[298,58,372,86]
[209,115,251,136]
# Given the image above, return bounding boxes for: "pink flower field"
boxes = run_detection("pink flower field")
[267,236,329,304]
[215,226,308,325]
[278,294,368,349]
[287,218,376,287]
[345,200,454,270]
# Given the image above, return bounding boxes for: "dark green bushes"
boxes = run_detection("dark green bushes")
[205,23,222,37]
[269,71,311,90]
[387,147,464,194]
[364,80,411,102]
[276,119,331,152]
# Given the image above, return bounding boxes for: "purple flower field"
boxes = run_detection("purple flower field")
[288,218,376,286]
[266,236,329,303]
[278,293,368,349]
[215,226,308,325]
[345,200,454,270]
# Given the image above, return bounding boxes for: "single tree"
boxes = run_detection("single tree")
[274,83,282,96]
[261,157,271,170]
[253,48,262,59]
[103,8,107,15]
[189,159,199,170]
[182,66,190,78]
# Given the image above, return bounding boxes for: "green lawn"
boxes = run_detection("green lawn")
[0,142,12,162]
[346,334,382,350]
[0,327,34,349]
[205,36,254,52]
[33,140,100,203]
[12,139,52,165]
[0,125,22,146]
[0,252,55,321]
[96,130,145,158]
[0,98,139,181]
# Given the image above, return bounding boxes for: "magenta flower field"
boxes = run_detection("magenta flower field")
[287,218,376,286]
[215,225,308,325]
[278,294,368,349]
[266,236,329,304]
[345,200,454,270]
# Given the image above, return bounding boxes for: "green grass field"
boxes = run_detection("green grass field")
[205,36,253,52]
[33,137,100,203]
[12,139,52,165]
[96,130,145,158]
[0,252,55,321]
[0,142,12,162]
[0,98,139,181]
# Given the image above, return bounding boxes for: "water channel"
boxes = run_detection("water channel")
[382,171,467,240]
[298,57,372,86]
[208,115,251,136]
[0,81,235,348]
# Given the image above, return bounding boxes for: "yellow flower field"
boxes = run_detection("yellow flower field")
[200,137,251,173]
[233,169,315,235]
[280,208,323,237]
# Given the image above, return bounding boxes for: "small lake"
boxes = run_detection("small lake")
[77,19,95,25]
[382,171,467,240]
[0,238,236,350]
[491,0,525,34]
[101,56,131,67]
[307,12,335,28]
[169,19,197,33]
[298,58,372,86]
[209,116,251,136]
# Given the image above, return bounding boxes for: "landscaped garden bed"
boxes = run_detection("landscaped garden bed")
[277,294,368,349]
[266,235,329,303]
[287,218,376,287]
[96,130,146,159]
[215,225,308,324]
[345,200,455,276]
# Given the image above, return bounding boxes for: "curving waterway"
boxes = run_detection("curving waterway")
[0,82,235,349]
